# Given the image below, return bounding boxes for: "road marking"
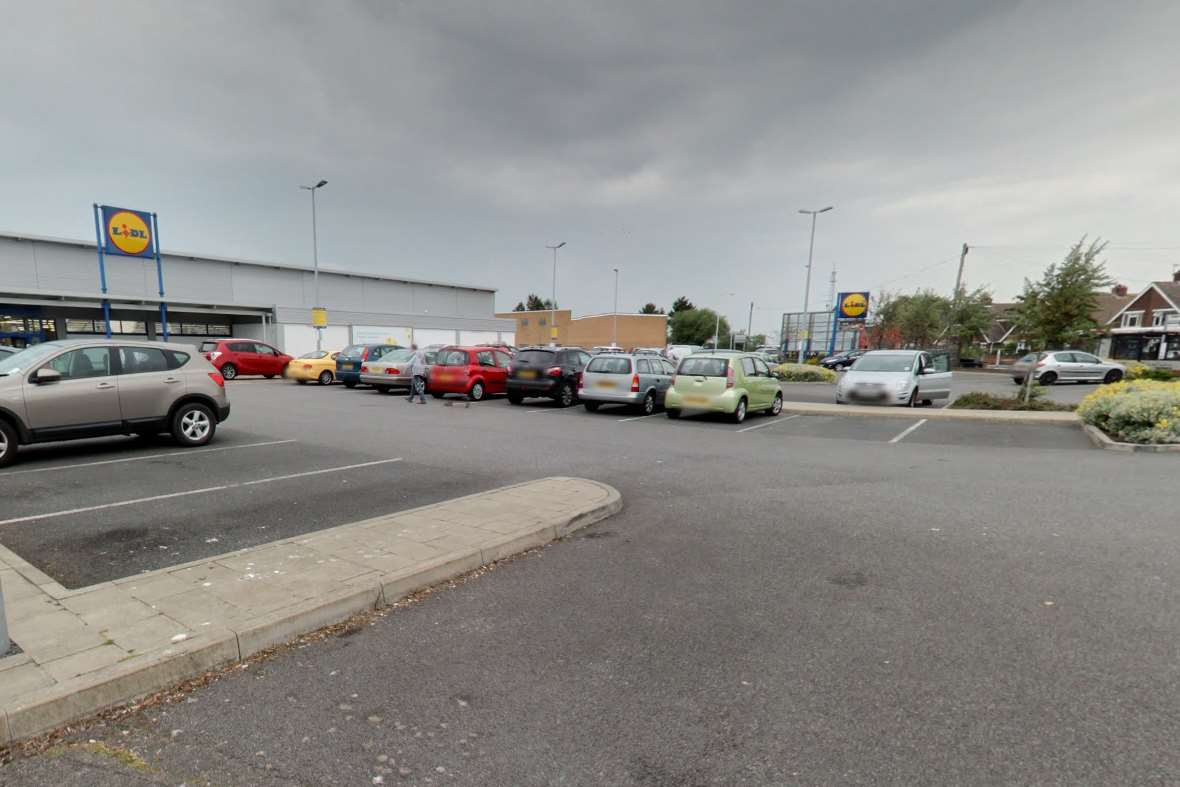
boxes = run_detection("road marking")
[617,413,658,422]
[889,419,928,444]
[0,458,403,527]
[526,408,570,414]
[737,414,800,433]
[0,439,298,477]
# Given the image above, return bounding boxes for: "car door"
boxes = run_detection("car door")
[474,350,500,393]
[635,358,655,397]
[739,357,765,407]
[493,351,513,393]
[23,346,122,437]
[920,352,953,399]
[1071,352,1102,381]
[116,345,182,426]
[254,343,283,375]
[752,357,778,402]
[228,341,257,374]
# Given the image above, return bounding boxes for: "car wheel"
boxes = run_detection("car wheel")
[1104,369,1123,384]
[296,379,307,385]
[264,374,275,379]
[666,408,681,419]
[374,385,390,394]
[922,399,933,407]
[469,381,485,401]
[220,363,238,381]
[318,370,333,386]
[558,383,575,407]
[584,401,601,412]
[640,391,656,415]
[344,380,357,389]
[1039,371,1057,385]
[768,392,783,416]
[1012,377,1023,385]
[171,402,216,447]
[0,419,19,468]
[731,397,748,424]
[508,393,524,405]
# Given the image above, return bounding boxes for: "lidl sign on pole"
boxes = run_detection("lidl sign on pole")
[92,204,167,340]
[837,291,870,320]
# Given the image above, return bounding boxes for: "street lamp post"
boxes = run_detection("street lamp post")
[714,291,734,349]
[299,179,328,351]
[612,267,619,347]
[546,242,566,347]
[797,206,833,362]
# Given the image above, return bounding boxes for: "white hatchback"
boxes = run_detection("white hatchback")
[836,350,953,407]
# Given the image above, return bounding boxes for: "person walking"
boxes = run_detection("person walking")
[407,343,428,404]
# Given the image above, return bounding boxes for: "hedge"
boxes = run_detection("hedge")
[949,391,1074,412]
[772,363,836,383]
[1076,380,1180,444]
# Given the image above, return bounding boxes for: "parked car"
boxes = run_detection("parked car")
[285,350,341,385]
[664,352,783,424]
[506,347,591,406]
[0,339,230,467]
[199,339,292,381]
[591,346,626,355]
[0,346,18,358]
[1011,351,1125,385]
[428,346,512,401]
[835,350,952,406]
[579,353,677,415]
[359,347,417,393]
[335,343,402,388]
[665,344,702,360]
[820,349,866,370]
[476,342,517,356]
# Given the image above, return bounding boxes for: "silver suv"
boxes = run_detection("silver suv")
[0,339,231,467]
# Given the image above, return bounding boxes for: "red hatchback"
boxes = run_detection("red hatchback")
[199,339,292,381]
[428,346,512,401]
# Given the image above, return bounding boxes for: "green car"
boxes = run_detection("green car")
[665,352,784,424]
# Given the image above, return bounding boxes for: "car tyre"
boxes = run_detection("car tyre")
[557,383,575,407]
[171,402,216,447]
[220,363,238,381]
[0,419,19,468]
[374,385,391,394]
[296,379,307,385]
[318,370,333,386]
[264,374,275,379]
[640,391,656,415]
[1039,371,1057,385]
[344,380,357,389]
[768,392,783,416]
[731,397,748,424]
[1012,377,1024,385]
[922,399,933,407]
[508,393,524,405]
[584,401,601,412]
[666,408,681,419]
[432,392,445,399]
[468,381,485,401]
[1104,369,1123,384]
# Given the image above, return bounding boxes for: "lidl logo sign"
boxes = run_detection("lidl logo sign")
[838,291,869,320]
[102,206,154,258]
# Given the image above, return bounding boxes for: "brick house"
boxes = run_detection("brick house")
[1099,272,1180,365]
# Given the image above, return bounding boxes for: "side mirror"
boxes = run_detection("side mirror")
[922,366,937,375]
[32,368,62,385]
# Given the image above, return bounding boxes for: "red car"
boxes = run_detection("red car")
[199,339,292,381]
[427,346,512,401]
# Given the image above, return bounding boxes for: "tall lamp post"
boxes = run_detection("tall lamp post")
[797,205,833,362]
[300,179,328,351]
[546,242,566,347]
[612,267,619,347]
[714,291,734,349]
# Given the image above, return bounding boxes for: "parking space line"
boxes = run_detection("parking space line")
[0,439,298,477]
[737,414,800,433]
[617,413,657,423]
[889,419,928,444]
[0,458,403,527]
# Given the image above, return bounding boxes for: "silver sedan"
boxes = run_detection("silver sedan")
[1011,351,1125,385]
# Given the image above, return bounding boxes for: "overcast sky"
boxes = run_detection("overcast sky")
[3,1,1178,337]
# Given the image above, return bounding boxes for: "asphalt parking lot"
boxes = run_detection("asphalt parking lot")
[3,377,1091,589]
[782,369,1100,407]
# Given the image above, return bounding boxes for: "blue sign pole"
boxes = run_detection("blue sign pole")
[92,204,112,339]
[828,307,839,356]
[151,212,168,341]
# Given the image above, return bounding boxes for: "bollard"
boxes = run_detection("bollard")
[0,575,8,654]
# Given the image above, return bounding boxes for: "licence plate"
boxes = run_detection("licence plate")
[343,362,357,370]
[518,369,538,379]
[684,395,709,405]
[595,380,616,389]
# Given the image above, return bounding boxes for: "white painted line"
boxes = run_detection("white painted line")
[889,419,928,444]
[0,439,298,477]
[737,414,801,433]
[0,458,403,527]
[617,413,658,423]
[526,408,570,414]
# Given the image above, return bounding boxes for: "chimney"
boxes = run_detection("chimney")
[1112,283,1128,296]
[1173,268,1180,283]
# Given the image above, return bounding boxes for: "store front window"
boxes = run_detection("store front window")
[1111,335,1142,360]
[1166,336,1180,361]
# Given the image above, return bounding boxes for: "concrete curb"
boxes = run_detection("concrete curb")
[1083,424,1180,453]
[780,400,1080,425]
[0,477,622,746]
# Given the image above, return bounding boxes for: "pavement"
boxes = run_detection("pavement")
[3,378,1178,784]
[0,477,620,746]
[780,370,1100,408]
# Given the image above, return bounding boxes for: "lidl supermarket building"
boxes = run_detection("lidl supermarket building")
[0,232,514,355]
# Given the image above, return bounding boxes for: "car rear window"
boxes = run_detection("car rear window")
[516,350,555,366]
[199,341,219,353]
[380,349,414,363]
[435,349,469,366]
[678,357,728,377]
[587,356,632,374]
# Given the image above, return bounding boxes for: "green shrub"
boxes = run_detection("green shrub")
[1077,380,1180,444]
[771,363,836,383]
[1125,362,1176,382]
[949,392,1075,412]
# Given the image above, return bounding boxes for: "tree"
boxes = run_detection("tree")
[669,296,694,316]
[897,290,951,347]
[946,286,993,363]
[519,293,555,311]
[670,307,729,347]
[1013,237,1113,350]
[639,303,665,315]
[866,291,902,349]
[512,301,526,312]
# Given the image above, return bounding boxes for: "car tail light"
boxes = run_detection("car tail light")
[546,366,562,377]
[208,372,225,387]
[361,347,371,361]
[577,375,584,390]
[630,373,640,392]
[726,366,735,389]
[360,365,369,373]
[386,367,400,375]
[208,351,222,361]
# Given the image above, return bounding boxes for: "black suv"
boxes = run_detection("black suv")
[820,349,865,370]
[507,347,591,407]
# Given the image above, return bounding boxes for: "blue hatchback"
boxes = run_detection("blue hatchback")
[336,344,402,388]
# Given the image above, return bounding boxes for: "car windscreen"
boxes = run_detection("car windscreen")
[852,355,914,372]
[435,349,469,366]
[587,356,632,374]
[678,357,728,377]
[0,342,61,376]
[516,350,555,367]
[299,351,328,360]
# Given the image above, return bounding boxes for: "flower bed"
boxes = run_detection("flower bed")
[948,391,1075,412]
[772,363,836,383]
[1076,380,1180,444]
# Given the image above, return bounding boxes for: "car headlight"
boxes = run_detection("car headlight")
[895,380,911,391]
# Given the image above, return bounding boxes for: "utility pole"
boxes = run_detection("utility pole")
[953,243,969,297]
[546,242,566,347]
[797,206,833,362]
[949,242,969,367]
[746,301,754,350]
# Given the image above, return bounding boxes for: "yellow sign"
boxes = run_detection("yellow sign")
[550,326,559,339]
[106,210,152,256]
[311,307,328,328]
[840,292,868,319]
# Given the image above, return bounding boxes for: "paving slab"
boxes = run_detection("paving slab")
[0,476,621,746]
[782,400,1080,424]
